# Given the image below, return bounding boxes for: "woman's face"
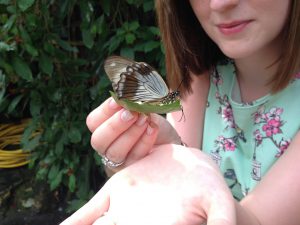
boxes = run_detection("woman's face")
[189,0,291,59]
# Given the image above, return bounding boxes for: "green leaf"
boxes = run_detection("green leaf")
[82,29,94,49]
[23,134,41,151]
[96,15,106,35]
[43,42,56,56]
[12,56,33,81]
[120,47,134,59]
[107,36,122,54]
[66,199,87,213]
[55,141,63,156]
[8,94,23,113]
[39,53,53,75]
[48,89,62,102]
[100,0,110,15]
[110,91,181,114]
[21,119,38,146]
[94,151,102,166]
[30,91,42,116]
[144,41,160,52]
[19,26,32,43]
[17,0,35,12]
[129,21,139,31]
[0,41,16,52]
[24,43,38,57]
[125,33,136,44]
[68,174,76,192]
[3,15,16,32]
[0,70,6,104]
[56,38,78,52]
[0,0,10,4]
[68,127,82,143]
[55,135,65,155]
[48,164,59,180]
[143,1,154,12]
[149,26,160,36]
[25,13,38,29]
[50,170,63,190]
[79,2,93,24]
[126,0,143,6]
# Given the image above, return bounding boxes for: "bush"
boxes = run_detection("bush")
[0,0,164,211]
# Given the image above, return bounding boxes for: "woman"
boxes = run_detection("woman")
[62,0,300,224]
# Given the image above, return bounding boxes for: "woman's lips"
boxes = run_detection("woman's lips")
[217,20,252,35]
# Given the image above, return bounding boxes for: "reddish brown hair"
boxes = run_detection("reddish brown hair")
[155,0,300,94]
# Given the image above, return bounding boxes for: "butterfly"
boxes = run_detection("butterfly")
[104,56,181,114]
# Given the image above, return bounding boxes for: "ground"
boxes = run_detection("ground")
[0,167,70,225]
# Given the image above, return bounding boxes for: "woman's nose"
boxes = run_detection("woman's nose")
[209,0,240,11]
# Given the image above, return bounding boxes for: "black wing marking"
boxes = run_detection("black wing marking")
[116,62,168,102]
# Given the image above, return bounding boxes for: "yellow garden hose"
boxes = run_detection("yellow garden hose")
[0,119,40,168]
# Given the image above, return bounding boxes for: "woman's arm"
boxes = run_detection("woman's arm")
[167,72,210,149]
[236,130,300,225]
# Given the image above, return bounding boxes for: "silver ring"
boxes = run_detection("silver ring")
[101,155,125,168]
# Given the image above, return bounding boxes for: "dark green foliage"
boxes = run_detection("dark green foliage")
[0,0,164,211]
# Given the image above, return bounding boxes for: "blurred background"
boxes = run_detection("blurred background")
[0,0,165,224]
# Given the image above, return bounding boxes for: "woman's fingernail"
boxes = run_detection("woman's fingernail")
[121,110,134,122]
[109,98,119,109]
[146,123,154,135]
[136,114,147,126]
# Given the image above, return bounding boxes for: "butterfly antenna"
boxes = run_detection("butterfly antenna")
[178,106,186,122]
[176,79,184,91]
[175,79,185,122]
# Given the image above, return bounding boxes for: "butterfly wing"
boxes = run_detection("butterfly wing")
[104,56,169,102]
[104,56,135,91]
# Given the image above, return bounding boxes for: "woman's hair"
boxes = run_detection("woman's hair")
[155,0,300,95]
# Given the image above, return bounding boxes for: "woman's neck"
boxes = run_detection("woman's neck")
[233,38,283,103]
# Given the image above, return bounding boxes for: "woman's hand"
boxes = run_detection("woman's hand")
[86,97,182,172]
[60,144,236,225]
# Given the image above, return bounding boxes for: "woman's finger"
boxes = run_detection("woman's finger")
[104,113,149,164]
[60,184,111,225]
[126,121,159,164]
[86,97,122,132]
[90,108,139,155]
[92,214,115,225]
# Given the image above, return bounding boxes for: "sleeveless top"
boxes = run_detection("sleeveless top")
[202,60,300,200]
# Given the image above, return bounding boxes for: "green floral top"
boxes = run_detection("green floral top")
[202,60,300,200]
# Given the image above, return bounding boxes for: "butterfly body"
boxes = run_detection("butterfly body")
[104,56,181,114]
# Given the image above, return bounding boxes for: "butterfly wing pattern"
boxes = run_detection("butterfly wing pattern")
[104,56,179,103]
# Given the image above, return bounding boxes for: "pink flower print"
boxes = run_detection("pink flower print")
[224,138,236,151]
[253,106,265,124]
[265,107,283,121]
[213,76,223,85]
[254,129,263,146]
[218,136,225,141]
[276,139,291,157]
[216,136,225,149]
[215,136,236,152]
[222,105,234,127]
[215,91,221,100]
[212,71,223,85]
[262,119,282,137]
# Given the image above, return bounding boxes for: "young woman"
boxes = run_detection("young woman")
[61,0,300,224]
